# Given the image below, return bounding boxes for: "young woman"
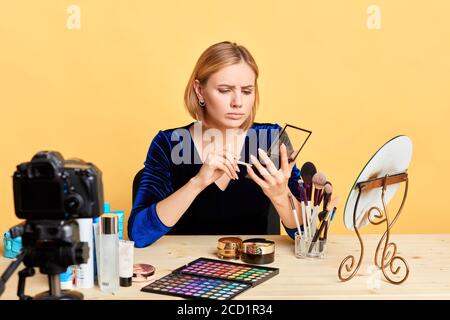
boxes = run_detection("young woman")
[128,41,303,247]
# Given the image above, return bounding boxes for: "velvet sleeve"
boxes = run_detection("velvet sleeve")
[128,131,174,248]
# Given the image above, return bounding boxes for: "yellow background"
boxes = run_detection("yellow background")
[1,1,449,239]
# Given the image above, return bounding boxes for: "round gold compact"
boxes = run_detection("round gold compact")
[217,237,242,259]
[241,238,275,264]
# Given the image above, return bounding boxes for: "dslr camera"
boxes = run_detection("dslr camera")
[13,151,103,220]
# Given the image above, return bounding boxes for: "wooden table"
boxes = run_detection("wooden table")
[1,234,450,300]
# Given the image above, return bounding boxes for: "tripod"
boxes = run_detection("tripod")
[0,249,84,300]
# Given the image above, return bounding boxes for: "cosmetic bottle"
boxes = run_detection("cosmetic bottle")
[119,240,134,287]
[103,202,111,213]
[60,266,74,290]
[3,231,22,259]
[99,214,119,293]
[103,202,124,240]
[112,210,125,240]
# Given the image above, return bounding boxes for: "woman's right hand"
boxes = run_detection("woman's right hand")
[193,144,240,189]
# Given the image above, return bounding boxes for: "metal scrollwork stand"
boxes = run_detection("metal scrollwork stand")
[338,172,410,284]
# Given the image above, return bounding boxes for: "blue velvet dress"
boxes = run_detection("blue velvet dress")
[128,122,301,248]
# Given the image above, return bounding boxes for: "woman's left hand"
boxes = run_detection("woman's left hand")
[247,143,296,203]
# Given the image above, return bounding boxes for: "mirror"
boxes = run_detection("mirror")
[343,135,413,230]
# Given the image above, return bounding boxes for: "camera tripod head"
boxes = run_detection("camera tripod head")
[1,220,89,300]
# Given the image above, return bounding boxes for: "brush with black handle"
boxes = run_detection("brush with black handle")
[308,197,339,254]
[300,162,317,237]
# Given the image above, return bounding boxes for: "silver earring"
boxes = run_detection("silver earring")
[199,100,206,108]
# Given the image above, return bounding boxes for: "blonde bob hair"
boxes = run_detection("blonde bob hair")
[184,41,259,131]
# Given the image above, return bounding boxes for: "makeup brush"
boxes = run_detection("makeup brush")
[325,197,339,223]
[301,162,316,201]
[298,178,308,203]
[315,184,333,244]
[236,160,251,167]
[322,207,337,240]
[308,218,328,254]
[312,173,327,207]
[301,181,312,239]
[300,162,316,236]
[317,209,328,221]
[288,193,303,240]
[318,221,329,253]
[322,182,333,211]
[317,180,330,206]
[311,172,327,231]
[317,208,328,252]
[330,206,337,222]
[308,197,340,253]
[320,207,337,252]
[298,179,309,239]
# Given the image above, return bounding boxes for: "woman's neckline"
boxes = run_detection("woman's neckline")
[186,121,253,164]
[186,121,253,191]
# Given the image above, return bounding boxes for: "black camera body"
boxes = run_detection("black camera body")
[13,151,104,220]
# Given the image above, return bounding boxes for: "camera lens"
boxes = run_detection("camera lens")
[64,194,84,214]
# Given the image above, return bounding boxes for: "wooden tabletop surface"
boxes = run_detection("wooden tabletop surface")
[1,234,450,300]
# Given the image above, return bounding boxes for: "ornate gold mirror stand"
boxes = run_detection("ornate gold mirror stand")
[338,172,410,284]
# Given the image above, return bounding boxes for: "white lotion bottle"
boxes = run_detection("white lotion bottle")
[119,240,134,287]
[99,215,119,293]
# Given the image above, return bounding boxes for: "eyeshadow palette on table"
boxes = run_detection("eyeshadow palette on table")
[141,257,279,300]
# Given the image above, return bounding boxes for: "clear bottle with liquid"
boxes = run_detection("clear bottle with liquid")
[99,215,119,293]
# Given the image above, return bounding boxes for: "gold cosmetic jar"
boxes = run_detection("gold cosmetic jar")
[217,237,243,259]
[241,238,275,264]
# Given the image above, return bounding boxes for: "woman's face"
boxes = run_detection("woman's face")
[195,61,256,130]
